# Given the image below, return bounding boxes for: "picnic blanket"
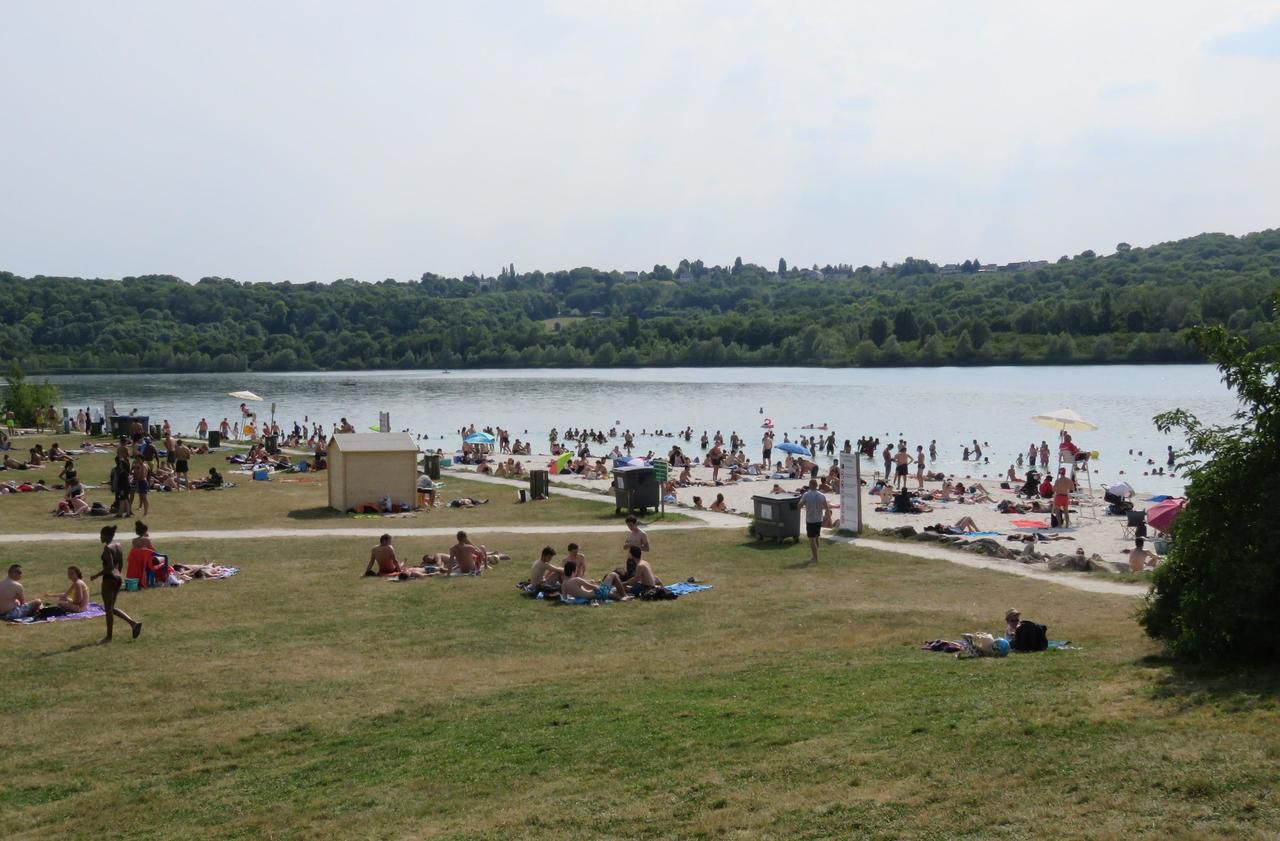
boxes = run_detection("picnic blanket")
[665,582,713,596]
[6,603,106,624]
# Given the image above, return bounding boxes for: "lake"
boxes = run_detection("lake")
[45,365,1237,496]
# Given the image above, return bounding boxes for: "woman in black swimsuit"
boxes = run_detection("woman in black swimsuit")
[88,525,141,642]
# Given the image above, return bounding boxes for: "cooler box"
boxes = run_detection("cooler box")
[752,493,801,542]
[614,465,658,514]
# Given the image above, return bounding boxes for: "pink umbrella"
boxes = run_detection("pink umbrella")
[1146,498,1186,533]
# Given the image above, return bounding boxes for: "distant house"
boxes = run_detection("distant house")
[588,310,606,318]
[800,268,825,280]
[978,263,999,273]
[939,264,961,275]
[623,271,640,282]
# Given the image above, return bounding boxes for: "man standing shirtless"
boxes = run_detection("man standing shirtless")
[364,534,405,576]
[623,516,650,555]
[1052,467,1074,528]
[174,439,192,490]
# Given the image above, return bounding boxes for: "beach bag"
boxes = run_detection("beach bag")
[1013,620,1049,652]
[1050,512,1062,528]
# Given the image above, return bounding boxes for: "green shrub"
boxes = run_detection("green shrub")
[1139,299,1280,662]
[2,362,61,427]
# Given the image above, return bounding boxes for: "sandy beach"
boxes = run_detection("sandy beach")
[451,451,1158,572]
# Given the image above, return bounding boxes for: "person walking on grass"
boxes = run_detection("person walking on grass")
[89,525,141,643]
[799,479,830,564]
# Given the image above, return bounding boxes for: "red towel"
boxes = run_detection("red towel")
[1010,519,1049,528]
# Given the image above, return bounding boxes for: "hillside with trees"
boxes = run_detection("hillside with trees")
[1,229,1276,373]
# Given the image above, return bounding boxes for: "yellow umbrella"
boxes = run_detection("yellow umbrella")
[1032,408,1097,432]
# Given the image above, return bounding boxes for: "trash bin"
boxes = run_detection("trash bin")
[614,466,658,514]
[207,430,221,449]
[91,420,104,435]
[422,453,441,480]
[149,424,162,439]
[110,415,149,438]
[530,469,550,500]
[264,434,280,455]
[752,493,801,543]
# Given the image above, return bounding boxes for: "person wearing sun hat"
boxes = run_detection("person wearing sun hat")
[1004,608,1021,641]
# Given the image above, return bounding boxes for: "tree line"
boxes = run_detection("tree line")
[0,228,1276,373]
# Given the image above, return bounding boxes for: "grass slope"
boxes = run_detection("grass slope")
[2,530,1277,840]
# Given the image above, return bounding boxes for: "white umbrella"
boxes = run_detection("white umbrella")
[229,390,264,401]
[1032,408,1097,432]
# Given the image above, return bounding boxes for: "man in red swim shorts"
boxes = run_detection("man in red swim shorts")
[1052,467,1075,528]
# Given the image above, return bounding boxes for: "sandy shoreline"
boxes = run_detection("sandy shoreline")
[450,451,1158,571]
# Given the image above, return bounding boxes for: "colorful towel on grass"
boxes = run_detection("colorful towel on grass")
[665,582,713,596]
[1010,519,1049,528]
[1047,640,1079,650]
[964,531,1002,538]
[202,566,239,580]
[7,603,106,624]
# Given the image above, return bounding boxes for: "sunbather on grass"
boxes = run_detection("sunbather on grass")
[529,546,563,594]
[365,533,405,576]
[560,558,629,603]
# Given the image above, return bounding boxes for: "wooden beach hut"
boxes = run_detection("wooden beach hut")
[327,433,419,512]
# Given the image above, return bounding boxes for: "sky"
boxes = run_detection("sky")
[2,1,1279,283]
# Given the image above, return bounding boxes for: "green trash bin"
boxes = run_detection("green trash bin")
[530,470,550,500]
[207,430,222,449]
[422,453,441,480]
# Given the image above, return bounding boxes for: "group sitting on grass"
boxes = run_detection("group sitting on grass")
[362,531,507,578]
[522,542,669,604]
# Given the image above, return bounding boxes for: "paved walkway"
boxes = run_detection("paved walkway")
[0,469,1145,596]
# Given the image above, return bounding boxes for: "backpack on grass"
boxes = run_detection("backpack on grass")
[1013,620,1049,652]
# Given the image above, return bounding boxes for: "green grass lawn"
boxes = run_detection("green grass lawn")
[0,434,666,533]
[3,529,1277,840]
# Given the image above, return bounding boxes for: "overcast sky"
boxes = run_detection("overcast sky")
[2,1,1278,283]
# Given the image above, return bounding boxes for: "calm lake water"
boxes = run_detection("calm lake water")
[46,366,1237,496]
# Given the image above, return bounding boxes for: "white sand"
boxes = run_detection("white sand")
[467,452,1153,570]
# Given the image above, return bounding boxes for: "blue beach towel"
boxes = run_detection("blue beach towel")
[1148,495,1173,502]
[665,582,713,596]
[964,531,1001,538]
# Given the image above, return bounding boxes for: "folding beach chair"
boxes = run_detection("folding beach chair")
[1121,509,1147,540]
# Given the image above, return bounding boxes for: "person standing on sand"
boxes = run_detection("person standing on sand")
[762,430,774,467]
[894,445,911,490]
[799,479,830,564]
[1052,467,1074,528]
[89,525,142,642]
[882,444,893,482]
[916,445,927,490]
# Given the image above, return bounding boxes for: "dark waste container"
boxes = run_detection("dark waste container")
[530,469,550,500]
[264,434,280,455]
[91,420,104,435]
[752,493,801,543]
[207,430,222,449]
[614,465,658,514]
[149,424,162,439]
[422,453,441,480]
[110,415,149,438]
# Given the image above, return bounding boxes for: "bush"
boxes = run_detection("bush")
[2,362,61,427]
[1139,299,1280,662]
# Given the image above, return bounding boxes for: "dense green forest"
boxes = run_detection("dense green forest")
[1,229,1277,373]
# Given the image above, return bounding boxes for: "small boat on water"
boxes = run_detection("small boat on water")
[441,370,451,374]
